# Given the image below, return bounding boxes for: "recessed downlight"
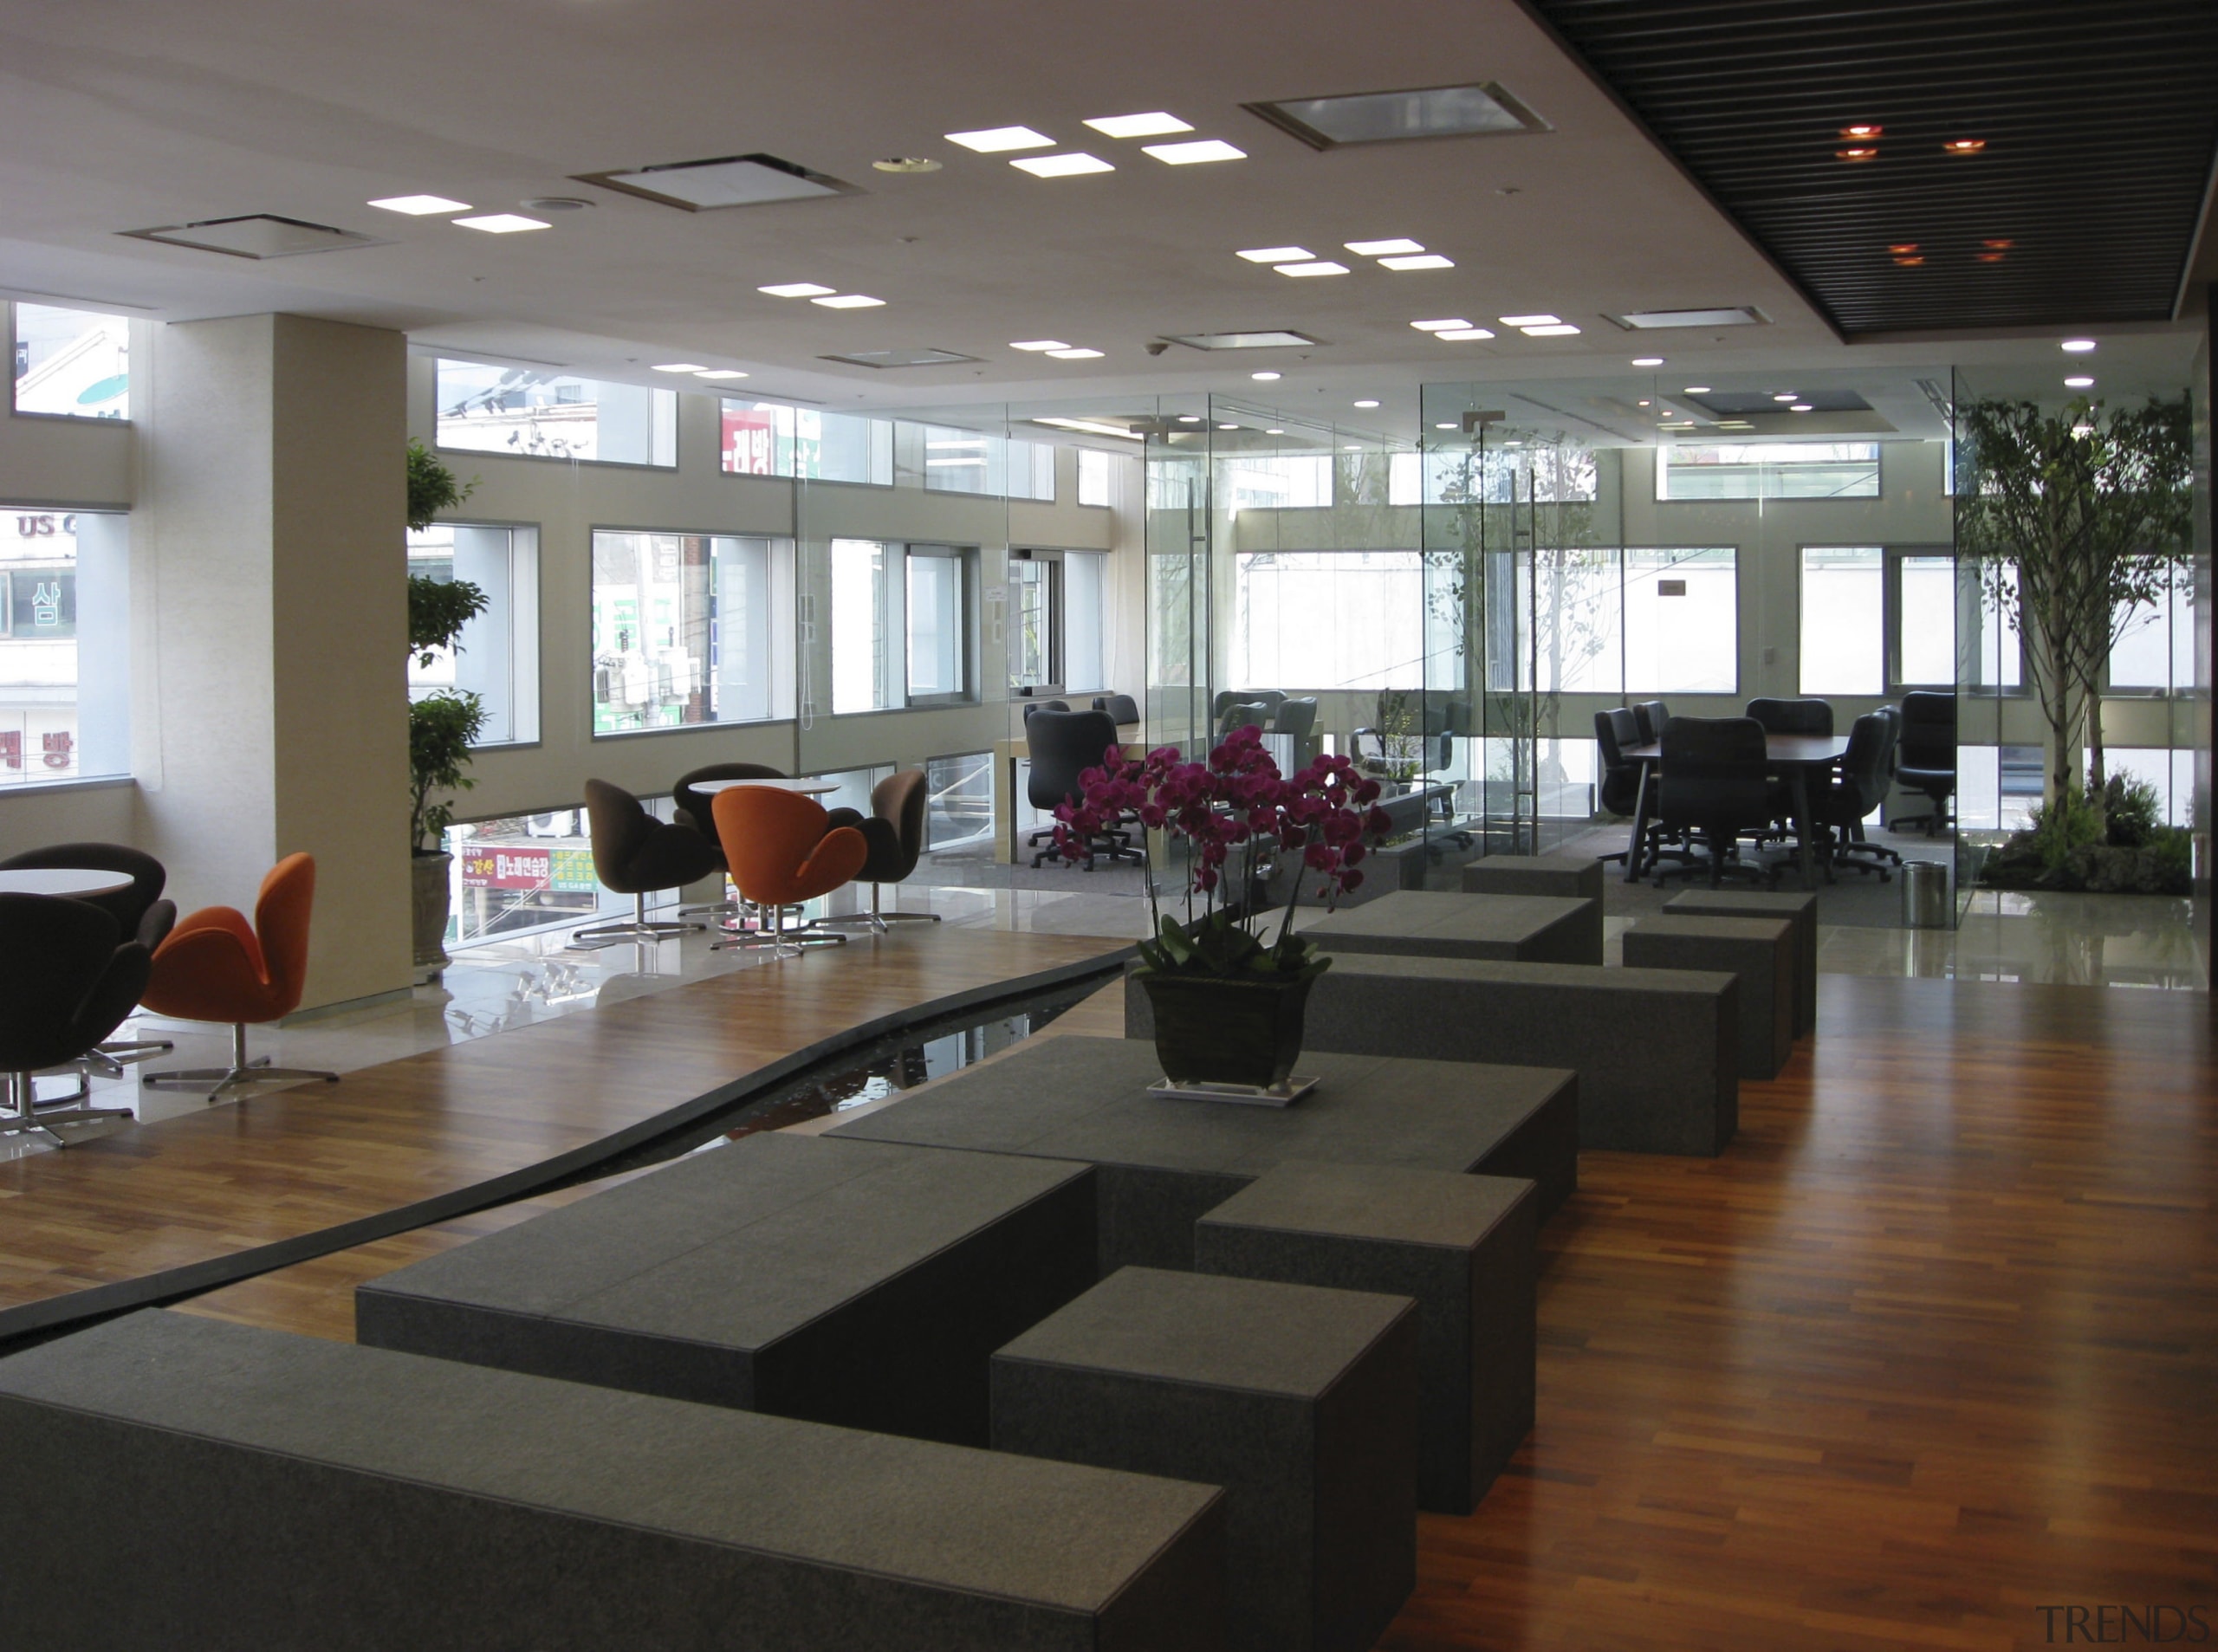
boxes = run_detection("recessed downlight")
[1238,246,1314,263]
[2061,339,2097,353]
[1790,404,1812,412]
[1085,112,1193,139]
[652,363,708,373]
[872,157,942,174]
[1683,385,1712,393]
[1841,123,1884,139]
[1010,340,1070,352]
[1046,347,1103,359]
[945,126,1054,153]
[1499,314,1560,327]
[1435,422,1457,430]
[1251,371,1281,381]
[368,194,471,216]
[760,282,836,298]
[1276,261,1350,277]
[1943,139,1987,154]
[1631,357,1664,366]
[1012,152,1114,178]
[1266,428,1286,435]
[695,369,749,380]
[2065,375,2095,388]
[1379,254,1454,271]
[1521,323,1579,336]
[1411,319,1472,332]
[1143,139,1246,165]
[1434,327,1495,341]
[1352,398,1381,408]
[1346,238,1425,256]
[812,294,885,308]
[453,214,548,234]
[1773,392,1798,402]
[1217,422,1240,430]
[1177,415,1202,423]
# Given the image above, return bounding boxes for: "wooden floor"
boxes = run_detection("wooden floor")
[23,932,2218,1651]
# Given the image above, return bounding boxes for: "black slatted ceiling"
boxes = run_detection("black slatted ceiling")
[1522,0,2218,335]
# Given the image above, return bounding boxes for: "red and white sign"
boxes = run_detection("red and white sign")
[462,847,551,890]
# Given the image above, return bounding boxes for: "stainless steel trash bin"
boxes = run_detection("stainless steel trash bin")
[1900,859,1950,928]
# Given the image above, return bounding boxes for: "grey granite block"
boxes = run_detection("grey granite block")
[993,1267,1417,1652]
[828,1034,1578,1272]
[1194,1161,1536,1515]
[1300,889,1598,966]
[1127,955,1737,1156]
[0,1310,1227,1651]
[1664,887,1818,1038]
[1458,855,1605,963]
[358,1131,1096,1447]
[1623,916,1795,1081]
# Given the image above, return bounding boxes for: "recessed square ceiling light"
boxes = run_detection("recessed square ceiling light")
[575,153,846,211]
[1276,261,1349,277]
[813,294,885,308]
[945,126,1054,153]
[453,213,549,234]
[652,363,708,373]
[123,214,388,259]
[1143,139,1246,165]
[1379,253,1454,270]
[1608,307,1767,329]
[1435,327,1495,341]
[818,347,982,369]
[1521,323,1579,336]
[1411,318,1471,331]
[1046,347,1104,359]
[1246,82,1548,149]
[1499,314,1560,327]
[694,369,749,379]
[1238,246,1314,263]
[1159,330,1326,350]
[1346,238,1425,256]
[1010,340,1070,352]
[1085,113,1193,139]
[368,194,471,216]
[1012,152,1114,178]
[760,282,836,298]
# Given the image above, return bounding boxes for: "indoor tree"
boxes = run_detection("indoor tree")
[405,441,487,854]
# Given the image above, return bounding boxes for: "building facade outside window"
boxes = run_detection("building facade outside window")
[590,530,794,735]
[0,507,129,783]
[720,399,892,485]
[407,524,542,746]
[437,361,676,467]
[11,304,129,420]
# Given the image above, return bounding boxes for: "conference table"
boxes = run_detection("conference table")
[1621,733,1851,891]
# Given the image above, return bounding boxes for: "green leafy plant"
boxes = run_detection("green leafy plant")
[2023,787,2105,874]
[405,442,490,854]
[409,574,489,670]
[409,691,488,852]
[405,438,476,533]
[2095,772,2162,848]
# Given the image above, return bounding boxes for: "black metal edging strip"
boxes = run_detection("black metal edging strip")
[0,946,1135,1354]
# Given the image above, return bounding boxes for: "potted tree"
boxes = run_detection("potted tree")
[405,440,486,975]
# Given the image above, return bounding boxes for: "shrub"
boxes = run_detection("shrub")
[2095,772,2162,847]
[2024,787,2105,873]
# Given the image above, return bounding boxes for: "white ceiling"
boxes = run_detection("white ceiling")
[0,0,2200,417]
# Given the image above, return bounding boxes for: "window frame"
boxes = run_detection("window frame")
[902,542,977,709]
[1008,549,1066,696]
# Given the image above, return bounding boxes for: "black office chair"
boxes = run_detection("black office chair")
[1891,690,1957,835]
[0,894,144,1144]
[813,768,941,932]
[1652,716,1775,887]
[1814,713,1902,880]
[1213,689,1284,726]
[672,763,783,835]
[1631,701,1671,745]
[1272,696,1319,742]
[1595,707,1677,872]
[1746,698,1834,736]
[1026,709,1139,869]
[1021,699,1071,721]
[0,842,176,1073]
[569,779,726,948]
[1092,693,1141,725]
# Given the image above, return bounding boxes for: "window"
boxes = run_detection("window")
[1078,448,1115,507]
[1658,442,1880,501]
[2108,565,2195,691]
[590,531,794,735]
[906,547,971,703]
[1232,551,1424,690]
[438,361,676,466]
[1800,547,1883,695]
[924,752,994,850]
[1967,562,2024,691]
[0,508,129,783]
[1007,550,1108,694]
[1063,551,1106,691]
[720,399,892,484]
[903,425,1054,497]
[408,524,542,745]
[1521,545,1623,695]
[12,305,129,420]
[831,538,898,714]
[1625,547,1736,694]
[1895,554,1955,688]
[830,540,975,712]
[1222,454,1332,512]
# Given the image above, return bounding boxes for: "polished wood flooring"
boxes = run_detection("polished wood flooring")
[31,936,2218,1651]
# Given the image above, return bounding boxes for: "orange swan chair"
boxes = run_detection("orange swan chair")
[709,787,867,958]
[140,852,339,1096]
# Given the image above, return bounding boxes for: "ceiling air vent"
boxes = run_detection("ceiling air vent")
[818,347,981,370]
[575,152,853,211]
[1245,83,1548,150]
[1159,330,1326,351]
[120,215,386,259]
[1605,307,1768,330]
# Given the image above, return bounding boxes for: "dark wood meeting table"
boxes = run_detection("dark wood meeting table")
[1621,733,1852,890]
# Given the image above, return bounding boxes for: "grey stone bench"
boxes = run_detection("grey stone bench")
[993,1267,1417,1652]
[358,1130,1096,1447]
[1196,1161,1535,1516]
[1664,888,1818,1037]
[1127,955,1737,1157]
[1460,855,1605,964]
[1299,889,1598,966]
[828,1034,1577,1272]
[1623,915,1795,1081]
[0,1310,1228,1651]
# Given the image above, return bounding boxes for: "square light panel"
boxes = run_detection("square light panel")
[760,282,836,298]
[1276,261,1349,277]
[1143,139,1247,165]
[1085,113,1192,139]
[1411,318,1472,331]
[1435,327,1495,341]
[367,194,470,216]
[1010,340,1070,352]
[693,369,749,379]
[1346,238,1425,256]
[944,126,1054,153]
[575,153,846,211]
[1238,246,1314,262]
[652,363,707,373]
[454,214,548,234]
[1521,323,1580,336]
[1379,254,1453,270]
[1012,152,1114,178]
[812,294,885,308]
[1247,81,1548,149]
[1499,314,1560,327]
[1046,347,1104,359]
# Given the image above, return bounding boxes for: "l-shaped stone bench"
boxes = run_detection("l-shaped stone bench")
[0,1310,1229,1651]
[1126,955,1739,1157]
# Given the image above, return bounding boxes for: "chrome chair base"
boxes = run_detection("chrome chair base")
[713,904,849,958]
[81,1037,175,1078]
[568,891,705,950]
[812,884,944,934]
[3,1071,133,1143]
[142,1024,339,1096]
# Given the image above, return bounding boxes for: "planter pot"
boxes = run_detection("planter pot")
[412,851,454,975]
[1136,966,1322,1091]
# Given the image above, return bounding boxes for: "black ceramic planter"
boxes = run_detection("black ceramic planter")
[1137,967,1322,1091]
